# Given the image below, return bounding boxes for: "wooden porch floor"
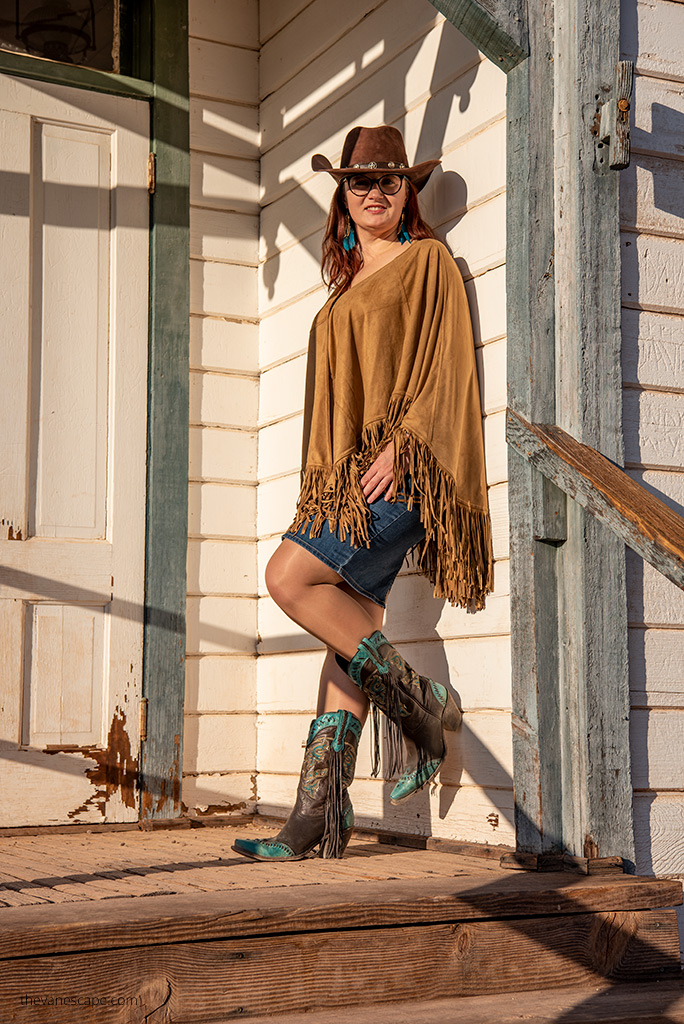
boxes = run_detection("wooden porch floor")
[1,821,682,1023]
[0,820,518,907]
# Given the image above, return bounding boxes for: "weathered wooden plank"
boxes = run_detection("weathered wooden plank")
[216,980,684,1024]
[506,410,684,590]
[553,0,634,864]
[622,310,684,390]
[505,0,563,857]
[631,74,684,160]
[633,793,684,875]
[140,0,190,821]
[188,482,257,540]
[190,316,259,375]
[190,152,259,214]
[622,233,684,314]
[627,549,684,625]
[624,388,684,471]
[0,908,679,1019]
[189,370,258,429]
[428,0,528,72]
[259,0,311,45]
[189,258,259,317]
[0,48,155,100]
[184,713,256,774]
[630,708,684,790]
[620,154,684,238]
[182,772,256,817]
[621,0,684,81]
[185,596,257,656]
[188,426,257,485]
[0,872,679,960]
[189,97,259,160]
[188,39,257,104]
[189,0,258,49]
[628,626,684,705]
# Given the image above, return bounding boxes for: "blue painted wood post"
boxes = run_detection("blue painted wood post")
[140,0,190,820]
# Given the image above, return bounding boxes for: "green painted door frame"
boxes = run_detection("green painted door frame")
[430,0,635,864]
[0,0,190,822]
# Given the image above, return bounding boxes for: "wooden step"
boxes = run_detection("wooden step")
[242,980,684,1024]
[0,873,680,1022]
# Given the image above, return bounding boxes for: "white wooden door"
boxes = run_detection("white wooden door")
[0,75,149,825]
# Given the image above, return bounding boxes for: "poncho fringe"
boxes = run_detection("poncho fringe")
[287,394,493,610]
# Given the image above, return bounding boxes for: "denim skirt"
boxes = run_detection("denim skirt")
[283,489,426,608]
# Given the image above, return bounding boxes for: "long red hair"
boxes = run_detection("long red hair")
[321,179,436,294]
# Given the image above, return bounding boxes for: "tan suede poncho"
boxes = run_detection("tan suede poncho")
[287,237,494,609]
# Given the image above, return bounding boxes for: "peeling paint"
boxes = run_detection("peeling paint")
[140,732,182,820]
[192,801,248,816]
[44,708,139,820]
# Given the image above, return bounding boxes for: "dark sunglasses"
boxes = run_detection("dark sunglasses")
[344,173,406,197]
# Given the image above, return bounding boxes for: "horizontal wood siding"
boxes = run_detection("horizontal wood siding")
[256,0,511,844]
[183,0,260,818]
[620,0,684,933]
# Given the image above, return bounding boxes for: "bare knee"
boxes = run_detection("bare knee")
[264,550,297,612]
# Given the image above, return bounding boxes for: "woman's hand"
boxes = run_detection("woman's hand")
[361,443,396,503]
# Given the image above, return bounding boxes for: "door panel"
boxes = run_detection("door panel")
[30,121,111,540]
[0,75,149,825]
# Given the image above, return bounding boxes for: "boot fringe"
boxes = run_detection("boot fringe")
[370,704,405,782]
[321,744,344,858]
[286,394,494,609]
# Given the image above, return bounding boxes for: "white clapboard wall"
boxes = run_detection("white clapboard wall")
[620,0,684,886]
[183,0,260,817]
[256,0,512,845]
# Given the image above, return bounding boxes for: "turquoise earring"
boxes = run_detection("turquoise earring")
[398,212,411,245]
[343,213,356,252]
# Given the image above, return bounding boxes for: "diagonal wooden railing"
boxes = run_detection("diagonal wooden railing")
[506,408,684,590]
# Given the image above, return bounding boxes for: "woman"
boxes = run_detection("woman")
[233,126,493,862]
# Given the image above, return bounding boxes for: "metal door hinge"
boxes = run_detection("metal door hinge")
[595,61,634,170]
[147,152,156,194]
[140,697,148,741]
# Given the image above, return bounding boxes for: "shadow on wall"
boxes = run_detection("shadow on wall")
[260,13,481,299]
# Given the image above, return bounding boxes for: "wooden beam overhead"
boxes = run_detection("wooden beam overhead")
[428,0,528,72]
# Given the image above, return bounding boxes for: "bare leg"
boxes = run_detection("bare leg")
[316,582,384,722]
[265,539,386,662]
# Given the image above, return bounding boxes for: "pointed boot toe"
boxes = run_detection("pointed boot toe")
[389,758,443,804]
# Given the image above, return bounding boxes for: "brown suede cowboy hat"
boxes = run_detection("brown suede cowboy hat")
[311,125,440,192]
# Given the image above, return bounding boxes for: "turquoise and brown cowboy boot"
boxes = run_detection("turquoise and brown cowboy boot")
[340,631,461,804]
[232,709,362,861]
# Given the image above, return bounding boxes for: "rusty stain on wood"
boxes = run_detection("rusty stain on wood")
[42,708,139,819]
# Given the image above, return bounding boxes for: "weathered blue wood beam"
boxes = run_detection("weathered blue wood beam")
[551,0,634,866]
[140,0,190,820]
[428,0,528,71]
[505,0,564,856]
